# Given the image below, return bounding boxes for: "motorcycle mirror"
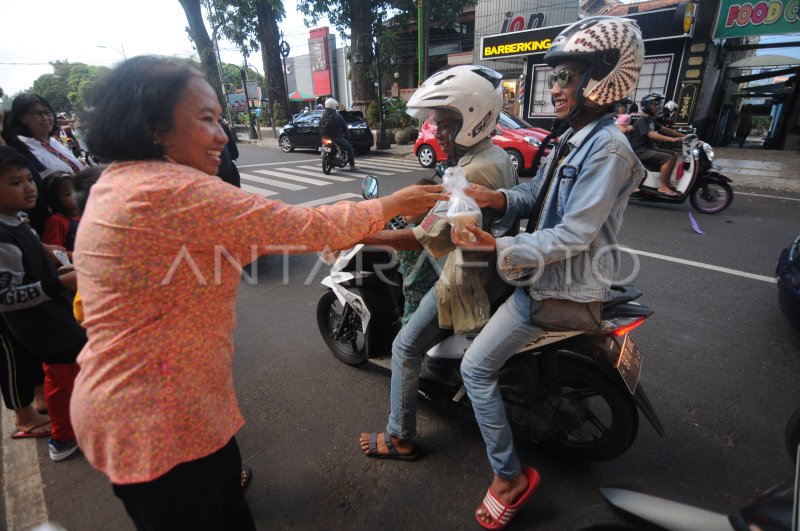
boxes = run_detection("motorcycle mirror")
[362,175,379,199]
[434,163,449,178]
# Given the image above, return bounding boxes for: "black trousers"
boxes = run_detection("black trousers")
[112,437,256,531]
[0,319,44,410]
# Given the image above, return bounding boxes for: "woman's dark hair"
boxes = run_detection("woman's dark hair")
[10,93,59,138]
[73,164,105,214]
[0,145,30,174]
[83,56,204,162]
[42,171,75,216]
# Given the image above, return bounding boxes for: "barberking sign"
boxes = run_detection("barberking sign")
[714,0,798,38]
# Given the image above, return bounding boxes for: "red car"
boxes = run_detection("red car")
[414,111,552,174]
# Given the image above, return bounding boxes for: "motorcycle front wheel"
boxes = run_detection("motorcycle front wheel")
[316,290,367,365]
[690,181,733,214]
[321,155,333,175]
[542,355,638,461]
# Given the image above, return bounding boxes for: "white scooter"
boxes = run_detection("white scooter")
[632,133,734,214]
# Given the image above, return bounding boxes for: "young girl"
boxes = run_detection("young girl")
[42,172,80,251]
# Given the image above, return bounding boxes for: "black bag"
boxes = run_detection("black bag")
[319,112,338,137]
[529,297,602,332]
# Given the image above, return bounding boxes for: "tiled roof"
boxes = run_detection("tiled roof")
[601,0,685,15]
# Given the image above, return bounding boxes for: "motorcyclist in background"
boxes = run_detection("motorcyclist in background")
[630,93,684,196]
[319,98,358,171]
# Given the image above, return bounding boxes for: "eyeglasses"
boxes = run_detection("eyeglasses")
[25,110,54,119]
[547,70,580,89]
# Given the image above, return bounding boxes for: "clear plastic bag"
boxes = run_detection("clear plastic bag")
[443,166,482,243]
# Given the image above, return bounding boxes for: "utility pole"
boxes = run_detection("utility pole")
[242,54,259,140]
[417,0,423,86]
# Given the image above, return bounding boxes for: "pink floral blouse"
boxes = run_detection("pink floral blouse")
[72,160,384,484]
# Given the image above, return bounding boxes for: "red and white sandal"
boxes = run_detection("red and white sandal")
[475,467,541,530]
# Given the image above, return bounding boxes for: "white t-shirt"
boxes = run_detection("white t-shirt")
[19,136,84,177]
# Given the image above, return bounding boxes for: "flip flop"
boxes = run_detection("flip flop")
[10,421,51,439]
[475,466,541,530]
[364,432,418,461]
[656,189,680,198]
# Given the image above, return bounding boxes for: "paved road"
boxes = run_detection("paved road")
[2,145,799,530]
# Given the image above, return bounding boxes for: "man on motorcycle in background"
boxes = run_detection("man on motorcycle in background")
[631,93,684,196]
[319,98,358,171]
[357,65,516,464]
[452,17,646,529]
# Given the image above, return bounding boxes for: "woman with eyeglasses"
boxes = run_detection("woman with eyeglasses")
[10,94,84,177]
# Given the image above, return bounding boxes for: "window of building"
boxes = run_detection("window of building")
[529,65,555,118]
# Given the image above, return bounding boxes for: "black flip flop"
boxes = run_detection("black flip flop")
[365,432,418,461]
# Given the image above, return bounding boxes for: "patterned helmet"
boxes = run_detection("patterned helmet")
[544,16,644,109]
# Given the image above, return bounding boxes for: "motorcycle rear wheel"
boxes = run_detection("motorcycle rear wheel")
[541,355,639,461]
[690,181,733,214]
[316,290,367,365]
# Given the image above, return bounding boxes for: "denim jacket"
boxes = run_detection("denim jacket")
[492,115,644,302]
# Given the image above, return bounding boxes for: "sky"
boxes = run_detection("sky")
[0,0,341,97]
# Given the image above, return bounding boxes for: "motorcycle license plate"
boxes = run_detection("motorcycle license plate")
[613,334,642,394]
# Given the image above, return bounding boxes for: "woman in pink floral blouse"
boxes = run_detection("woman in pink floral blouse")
[72,56,441,529]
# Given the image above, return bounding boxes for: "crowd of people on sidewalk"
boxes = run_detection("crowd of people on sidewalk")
[0,13,664,531]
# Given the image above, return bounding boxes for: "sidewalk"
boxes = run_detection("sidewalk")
[242,129,800,193]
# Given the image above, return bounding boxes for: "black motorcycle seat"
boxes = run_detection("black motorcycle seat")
[603,285,642,310]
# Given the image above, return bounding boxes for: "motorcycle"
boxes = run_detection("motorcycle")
[320,136,351,175]
[315,175,665,461]
[568,407,800,530]
[631,133,734,214]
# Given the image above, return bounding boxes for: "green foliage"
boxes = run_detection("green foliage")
[365,100,379,129]
[30,62,109,114]
[273,102,288,127]
[752,115,770,134]
[383,98,411,128]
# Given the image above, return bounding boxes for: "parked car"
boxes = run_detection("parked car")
[279,110,374,154]
[777,233,800,332]
[414,111,553,174]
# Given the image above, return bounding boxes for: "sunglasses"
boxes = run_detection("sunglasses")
[547,69,580,89]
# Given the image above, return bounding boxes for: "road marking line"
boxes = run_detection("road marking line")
[296,193,361,207]
[254,169,331,186]
[296,164,398,176]
[240,173,305,190]
[282,167,356,182]
[621,247,777,283]
[241,184,279,197]
[736,191,800,202]
[238,158,318,168]
[358,159,416,171]
[2,405,48,529]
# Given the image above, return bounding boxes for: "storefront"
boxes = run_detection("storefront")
[480,3,704,130]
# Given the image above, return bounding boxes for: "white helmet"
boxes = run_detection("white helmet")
[664,100,678,112]
[325,98,339,110]
[544,16,644,110]
[405,65,503,148]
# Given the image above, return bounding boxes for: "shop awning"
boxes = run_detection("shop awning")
[288,90,316,101]
[729,55,800,69]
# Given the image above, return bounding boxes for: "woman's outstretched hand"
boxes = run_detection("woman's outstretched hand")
[379,184,446,220]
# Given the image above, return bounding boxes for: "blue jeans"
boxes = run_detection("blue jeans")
[387,287,443,440]
[336,136,356,167]
[461,287,543,479]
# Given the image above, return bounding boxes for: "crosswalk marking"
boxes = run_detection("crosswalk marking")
[240,173,306,190]
[241,183,279,197]
[254,169,331,186]
[296,193,361,207]
[302,164,395,176]
[358,159,416,171]
[281,166,356,182]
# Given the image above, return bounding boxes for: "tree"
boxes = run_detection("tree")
[208,0,290,120]
[178,0,226,109]
[296,0,473,111]
[30,62,110,114]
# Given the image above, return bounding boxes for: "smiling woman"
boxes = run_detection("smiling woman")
[71,56,443,529]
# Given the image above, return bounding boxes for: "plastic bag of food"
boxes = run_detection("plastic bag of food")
[443,166,482,243]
